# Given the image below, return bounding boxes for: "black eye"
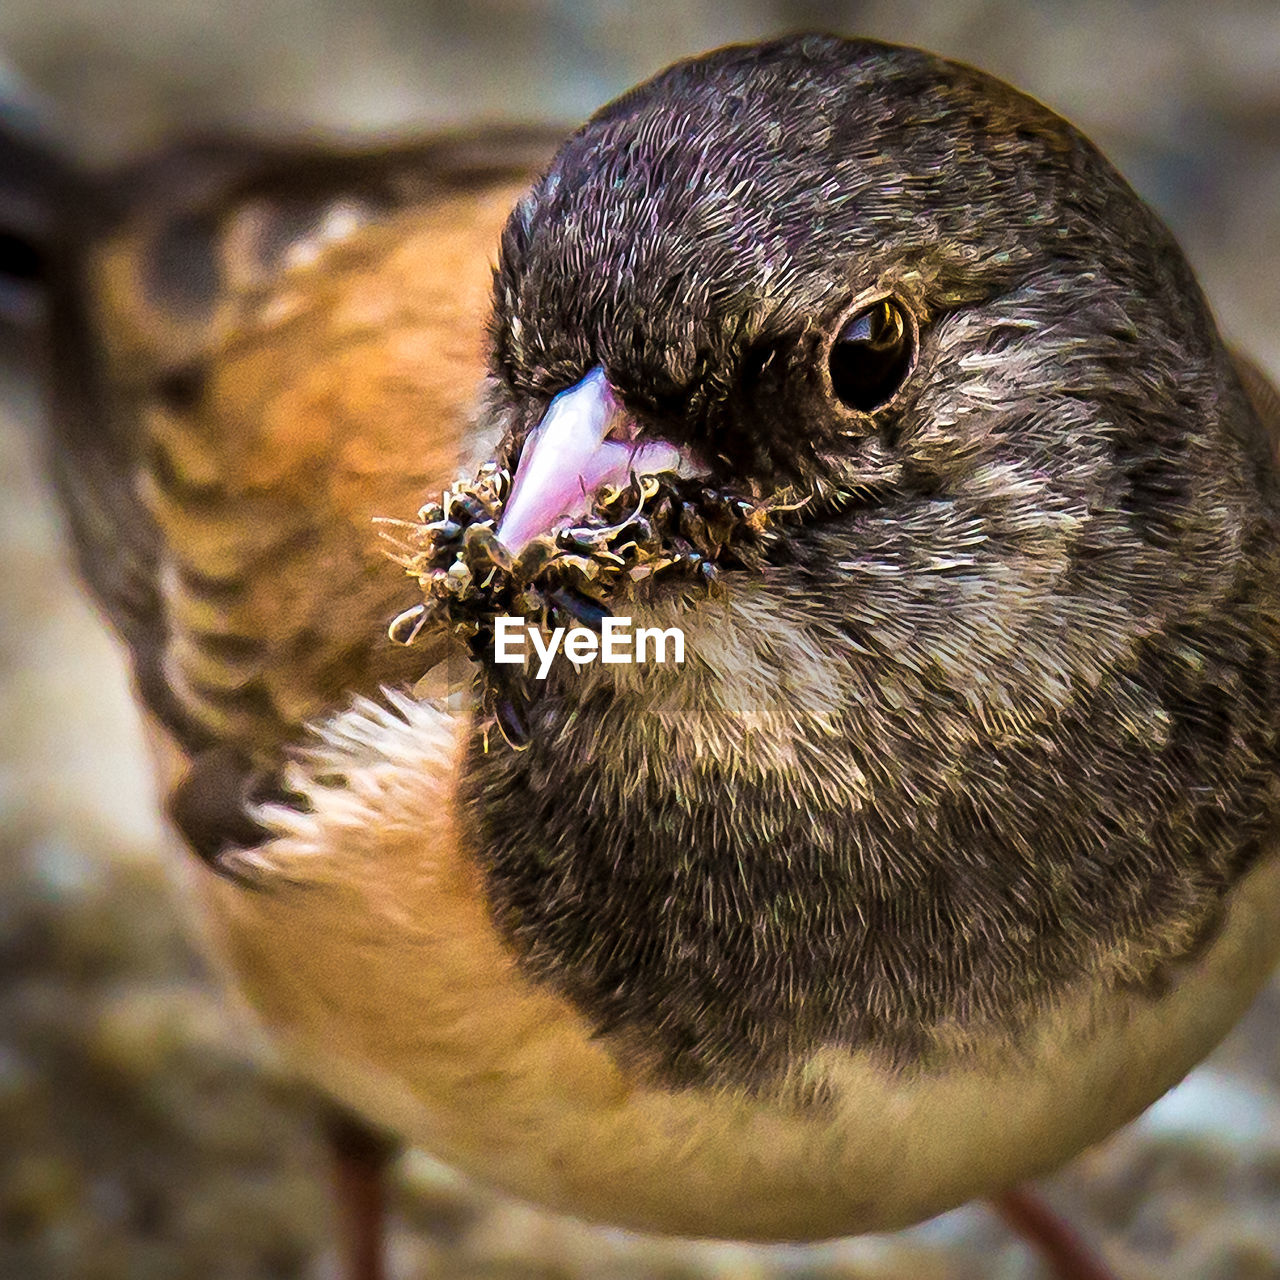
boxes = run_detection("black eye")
[827,298,915,412]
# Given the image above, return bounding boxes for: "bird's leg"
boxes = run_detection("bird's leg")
[324,1109,396,1280]
[990,1189,1119,1280]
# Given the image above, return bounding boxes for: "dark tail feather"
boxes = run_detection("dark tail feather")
[0,87,70,325]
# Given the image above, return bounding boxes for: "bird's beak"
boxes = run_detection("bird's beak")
[495,366,705,556]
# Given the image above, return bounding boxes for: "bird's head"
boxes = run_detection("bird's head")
[475,34,1265,738]
[430,35,1280,1085]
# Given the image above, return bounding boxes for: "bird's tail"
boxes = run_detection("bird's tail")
[0,71,77,343]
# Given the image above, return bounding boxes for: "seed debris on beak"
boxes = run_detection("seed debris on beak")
[384,368,808,714]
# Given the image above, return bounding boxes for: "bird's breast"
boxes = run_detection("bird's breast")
[196,692,1280,1240]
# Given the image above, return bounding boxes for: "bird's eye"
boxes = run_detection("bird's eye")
[827,298,915,412]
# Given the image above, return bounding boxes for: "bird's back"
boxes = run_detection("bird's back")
[19,128,558,856]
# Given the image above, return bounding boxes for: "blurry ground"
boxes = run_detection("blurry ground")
[1,1,1279,1277]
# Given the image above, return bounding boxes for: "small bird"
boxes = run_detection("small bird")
[19,32,1280,1280]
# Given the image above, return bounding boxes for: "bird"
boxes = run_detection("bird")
[14,30,1280,1280]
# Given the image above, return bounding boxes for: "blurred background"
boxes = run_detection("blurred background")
[1,1,1278,1277]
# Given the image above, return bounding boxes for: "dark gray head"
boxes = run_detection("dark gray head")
[466,35,1280,1089]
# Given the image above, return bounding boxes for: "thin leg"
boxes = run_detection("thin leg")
[990,1189,1120,1280]
[324,1110,396,1280]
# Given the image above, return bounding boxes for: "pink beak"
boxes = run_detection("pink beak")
[495,367,705,556]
